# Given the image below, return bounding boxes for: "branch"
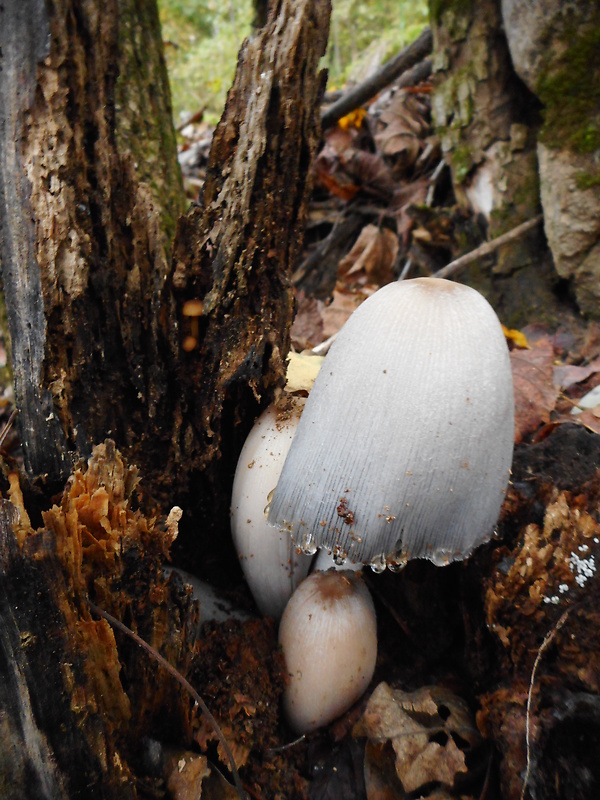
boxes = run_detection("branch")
[433,215,544,280]
[321,28,433,130]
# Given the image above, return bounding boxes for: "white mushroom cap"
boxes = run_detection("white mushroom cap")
[279,570,377,734]
[231,397,313,618]
[268,278,514,568]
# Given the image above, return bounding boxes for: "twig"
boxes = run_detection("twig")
[425,158,448,207]
[87,600,248,800]
[433,215,544,280]
[175,108,205,133]
[266,733,306,754]
[0,409,17,449]
[521,607,571,800]
[311,332,338,356]
[321,28,433,130]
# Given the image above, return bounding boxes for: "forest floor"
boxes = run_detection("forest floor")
[166,65,600,800]
[2,55,599,800]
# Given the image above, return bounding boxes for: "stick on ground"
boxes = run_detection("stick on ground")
[321,28,433,130]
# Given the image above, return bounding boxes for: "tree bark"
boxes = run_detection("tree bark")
[0,0,331,792]
[429,0,600,321]
[0,0,330,564]
[0,0,184,490]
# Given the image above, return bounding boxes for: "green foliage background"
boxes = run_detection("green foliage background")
[158,0,428,125]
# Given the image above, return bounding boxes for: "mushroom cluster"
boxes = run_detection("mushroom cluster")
[231,277,514,733]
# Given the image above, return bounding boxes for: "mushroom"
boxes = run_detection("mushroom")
[278,569,377,734]
[182,298,204,351]
[268,278,514,569]
[231,396,313,618]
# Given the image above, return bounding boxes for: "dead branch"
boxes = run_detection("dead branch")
[433,215,544,280]
[321,28,433,129]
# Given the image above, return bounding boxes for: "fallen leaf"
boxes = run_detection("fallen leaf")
[343,148,396,198]
[321,286,374,340]
[338,224,399,284]
[291,290,324,350]
[354,683,480,794]
[553,355,600,390]
[502,325,530,350]
[285,351,324,394]
[568,407,600,435]
[363,741,407,800]
[511,337,558,443]
[373,91,428,169]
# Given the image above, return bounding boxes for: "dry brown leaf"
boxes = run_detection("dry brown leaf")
[375,121,420,162]
[320,286,373,340]
[363,741,407,800]
[291,290,324,350]
[374,92,428,168]
[565,407,600,435]
[166,751,211,800]
[511,337,558,443]
[553,355,600,390]
[338,224,399,284]
[355,683,480,794]
[343,148,396,197]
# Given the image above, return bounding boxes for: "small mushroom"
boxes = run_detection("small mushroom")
[230,396,312,618]
[182,298,205,351]
[279,569,377,734]
[268,278,514,569]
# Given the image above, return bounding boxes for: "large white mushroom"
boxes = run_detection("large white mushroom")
[268,278,514,569]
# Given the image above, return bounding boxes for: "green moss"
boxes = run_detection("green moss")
[429,0,474,29]
[575,169,600,191]
[450,141,474,183]
[536,13,600,154]
[116,0,186,249]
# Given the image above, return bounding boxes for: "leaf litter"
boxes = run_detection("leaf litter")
[171,28,600,800]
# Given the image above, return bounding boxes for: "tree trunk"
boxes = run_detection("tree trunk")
[0,0,184,489]
[429,0,600,321]
[429,0,558,326]
[501,0,600,317]
[0,0,330,566]
[0,0,331,794]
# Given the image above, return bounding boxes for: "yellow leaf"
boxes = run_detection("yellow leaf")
[285,352,324,394]
[338,108,367,131]
[502,324,530,349]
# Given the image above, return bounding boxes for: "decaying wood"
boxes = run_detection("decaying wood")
[0,0,184,490]
[168,0,331,558]
[0,441,296,797]
[0,0,330,558]
[0,442,198,798]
